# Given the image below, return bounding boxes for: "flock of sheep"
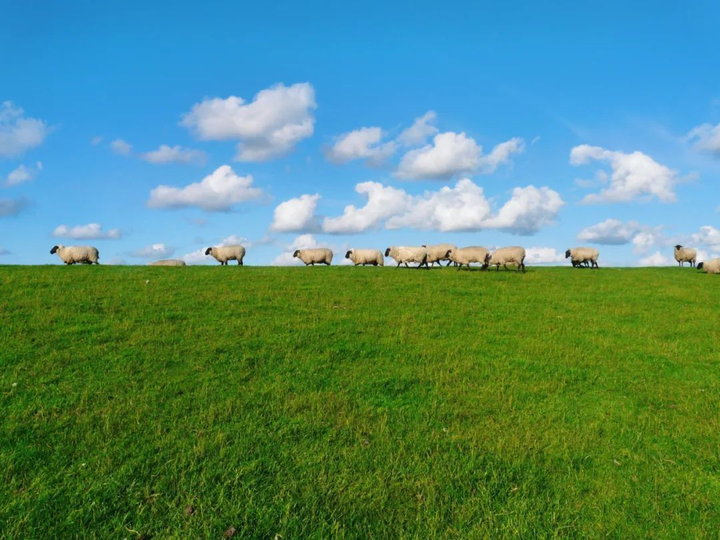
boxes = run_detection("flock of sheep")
[47,243,719,273]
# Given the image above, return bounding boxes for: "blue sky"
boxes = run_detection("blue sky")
[1,0,719,266]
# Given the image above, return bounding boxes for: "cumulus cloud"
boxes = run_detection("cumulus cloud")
[270,193,320,232]
[525,247,565,264]
[5,162,42,186]
[639,251,673,266]
[0,102,50,158]
[180,248,212,265]
[570,145,679,203]
[577,218,665,255]
[181,82,316,162]
[148,165,264,211]
[397,111,439,146]
[0,197,28,217]
[110,139,132,156]
[692,225,720,247]
[395,132,524,180]
[323,182,410,234]
[686,123,720,155]
[53,223,122,240]
[324,127,396,165]
[131,243,175,258]
[140,145,206,165]
[319,179,562,235]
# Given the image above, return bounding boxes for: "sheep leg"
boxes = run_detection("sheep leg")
[396,262,401,268]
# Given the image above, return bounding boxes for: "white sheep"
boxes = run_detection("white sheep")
[697,258,720,274]
[50,245,100,265]
[149,259,186,267]
[447,246,490,270]
[422,243,456,267]
[205,245,246,266]
[345,249,384,266]
[485,246,526,272]
[293,248,333,266]
[674,245,697,267]
[384,246,429,269]
[565,247,599,269]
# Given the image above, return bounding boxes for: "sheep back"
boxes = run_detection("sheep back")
[346,249,384,266]
[295,248,333,265]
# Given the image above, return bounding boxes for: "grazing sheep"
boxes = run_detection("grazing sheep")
[384,246,429,269]
[149,259,186,267]
[49,245,100,265]
[447,246,490,270]
[674,245,697,267]
[565,247,600,269]
[485,246,526,272]
[293,248,333,266]
[422,243,456,267]
[345,249,384,266]
[205,245,246,266]
[697,258,720,274]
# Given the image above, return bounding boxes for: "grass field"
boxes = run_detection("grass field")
[1,265,718,538]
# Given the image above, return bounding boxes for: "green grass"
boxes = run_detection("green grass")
[0,265,718,538]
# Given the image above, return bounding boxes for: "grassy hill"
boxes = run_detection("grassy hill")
[1,265,718,538]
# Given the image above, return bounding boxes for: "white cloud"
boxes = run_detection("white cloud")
[570,145,679,203]
[395,132,524,180]
[90,136,103,146]
[6,162,42,186]
[577,218,665,254]
[147,164,264,211]
[324,127,396,165]
[639,251,673,267]
[686,123,720,155]
[181,82,316,162]
[525,247,565,264]
[131,243,175,258]
[323,182,409,234]
[140,145,206,165]
[0,197,28,217]
[180,248,212,265]
[106,257,127,266]
[271,233,319,266]
[397,111,439,146]
[52,223,122,240]
[110,139,132,156]
[219,234,249,246]
[0,102,50,158]
[0,247,10,256]
[692,225,720,246]
[482,186,565,235]
[319,179,562,234]
[270,193,320,232]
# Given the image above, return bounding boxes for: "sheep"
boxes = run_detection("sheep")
[674,245,697,267]
[149,259,186,267]
[565,247,599,269]
[447,246,490,270]
[384,246,429,269]
[293,248,333,266]
[485,246,526,272]
[49,245,100,265]
[422,243,456,267]
[697,258,720,274]
[345,248,384,266]
[205,245,246,266]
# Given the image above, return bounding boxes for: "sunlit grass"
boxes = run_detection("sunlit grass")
[1,265,718,538]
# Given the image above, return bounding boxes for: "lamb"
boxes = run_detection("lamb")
[697,258,720,274]
[485,246,526,272]
[674,245,697,267]
[384,246,429,269]
[447,246,490,270]
[49,245,99,265]
[205,245,246,266]
[422,243,456,267]
[149,259,186,267]
[345,249,384,266]
[293,248,333,266]
[565,247,599,269]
